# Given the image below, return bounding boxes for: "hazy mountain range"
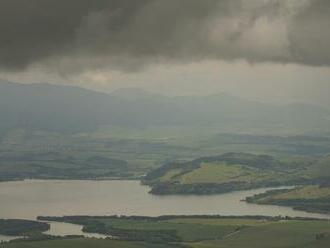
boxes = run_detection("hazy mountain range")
[0,81,329,134]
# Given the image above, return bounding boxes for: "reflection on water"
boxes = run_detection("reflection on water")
[43,221,109,239]
[0,180,329,222]
[0,234,22,243]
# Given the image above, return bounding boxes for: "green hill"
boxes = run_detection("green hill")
[144,153,308,195]
[246,185,330,214]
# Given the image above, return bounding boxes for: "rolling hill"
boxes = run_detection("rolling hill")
[144,152,330,195]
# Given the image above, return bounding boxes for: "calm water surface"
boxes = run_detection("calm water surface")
[0,179,329,240]
[43,221,109,239]
[1,180,329,219]
[0,234,23,243]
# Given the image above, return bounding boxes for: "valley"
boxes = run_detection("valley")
[0,82,329,247]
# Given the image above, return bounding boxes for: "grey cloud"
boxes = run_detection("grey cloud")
[0,0,329,73]
[0,0,149,70]
[288,0,330,66]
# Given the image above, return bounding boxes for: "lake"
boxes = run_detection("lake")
[0,234,22,243]
[1,179,329,219]
[0,179,329,240]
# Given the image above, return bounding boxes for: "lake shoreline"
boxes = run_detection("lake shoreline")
[1,179,330,243]
[1,180,329,223]
[0,176,143,184]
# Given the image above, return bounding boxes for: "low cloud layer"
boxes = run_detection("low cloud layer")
[0,0,329,73]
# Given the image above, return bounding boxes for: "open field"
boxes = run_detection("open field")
[192,220,330,248]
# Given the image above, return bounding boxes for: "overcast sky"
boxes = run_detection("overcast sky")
[0,0,329,106]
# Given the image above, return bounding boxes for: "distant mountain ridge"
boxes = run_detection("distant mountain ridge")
[0,81,329,134]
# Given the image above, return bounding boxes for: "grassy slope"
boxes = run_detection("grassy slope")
[246,185,330,214]
[266,185,330,200]
[179,163,246,184]
[178,162,284,184]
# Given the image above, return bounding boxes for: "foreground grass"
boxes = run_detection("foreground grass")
[1,238,179,248]
[0,220,49,236]
[31,216,330,248]
[192,221,330,248]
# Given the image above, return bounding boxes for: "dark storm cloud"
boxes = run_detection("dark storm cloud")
[0,0,150,70]
[0,0,329,72]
